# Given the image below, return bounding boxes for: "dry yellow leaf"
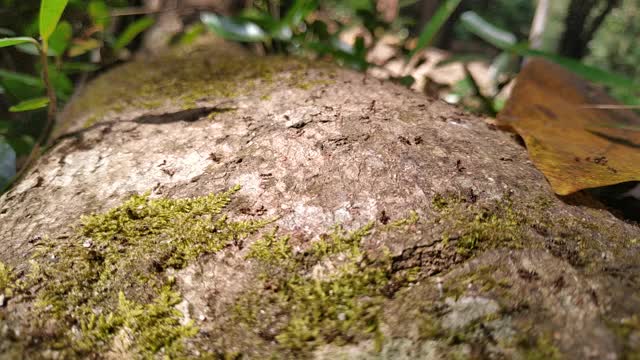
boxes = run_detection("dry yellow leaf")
[498,58,640,195]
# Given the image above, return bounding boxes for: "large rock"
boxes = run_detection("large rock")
[0,39,638,359]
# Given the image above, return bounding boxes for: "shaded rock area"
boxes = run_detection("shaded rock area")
[0,38,639,359]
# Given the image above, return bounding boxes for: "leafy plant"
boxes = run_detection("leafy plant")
[459,10,639,103]
[0,0,69,189]
[201,0,384,70]
[0,0,156,191]
[1,0,68,116]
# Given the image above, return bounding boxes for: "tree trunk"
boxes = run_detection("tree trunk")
[558,0,620,59]
[0,38,639,358]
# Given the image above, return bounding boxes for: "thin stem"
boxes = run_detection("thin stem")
[4,41,57,191]
[40,41,57,146]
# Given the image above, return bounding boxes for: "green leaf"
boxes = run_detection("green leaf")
[459,11,516,49]
[353,36,367,60]
[307,20,330,41]
[435,54,489,67]
[40,0,70,41]
[178,23,206,45]
[68,38,100,57]
[0,70,43,89]
[60,61,99,73]
[9,97,50,112]
[282,0,318,28]
[463,65,497,116]
[0,70,44,100]
[304,39,369,71]
[201,12,268,42]
[7,134,35,156]
[237,8,291,41]
[89,0,110,29]
[489,51,515,81]
[395,75,416,87]
[113,16,155,51]
[49,68,73,100]
[399,0,419,8]
[48,20,72,55]
[458,11,639,92]
[0,37,37,48]
[410,0,462,58]
[15,43,58,57]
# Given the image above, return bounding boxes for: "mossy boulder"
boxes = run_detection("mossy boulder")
[0,38,639,359]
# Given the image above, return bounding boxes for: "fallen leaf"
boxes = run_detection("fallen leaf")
[497,58,640,195]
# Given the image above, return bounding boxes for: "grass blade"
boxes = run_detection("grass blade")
[409,0,462,58]
[460,11,639,92]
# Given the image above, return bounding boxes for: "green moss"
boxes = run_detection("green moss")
[519,333,562,360]
[418,314,444,339]
[237,220,410,355]
[246,228,293,266]
[0,261,15,298]
[434,194,523,256]
[432,193,454,212]
[382,210,419,231]
[60,41,333,134]
[310,222,373,260]
[444,265,506,299]
[76,285,198,357]
[609,315,640,358]
[292,78,334,90]
[274,264,389,351]
[24,185,269,357]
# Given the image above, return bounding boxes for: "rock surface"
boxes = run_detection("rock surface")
[0,39,639,359]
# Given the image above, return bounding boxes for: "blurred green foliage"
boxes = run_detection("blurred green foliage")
[585,0,640,106]
[453,0,535,46]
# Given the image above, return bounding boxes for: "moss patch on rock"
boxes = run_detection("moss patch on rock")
[432,193,524,256]
[0,261,15,301]
[3,186,638,358]
[59,39,334,132]
[233,215,423,356]
[430,190,638,271]
[15,185,270,358]
[608,315,640,358]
